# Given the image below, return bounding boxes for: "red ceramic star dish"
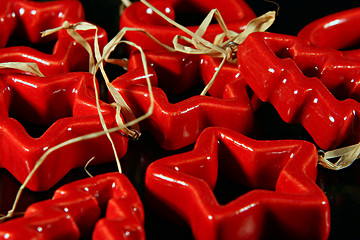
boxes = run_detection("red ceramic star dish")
[145,127,330,240]
[298,7,360,58]
[239,32,360,102]
[112,50,254,150]
[120,0,255,51]
[237,31,360,150]
[0,72,127,191]
[0,173,145,240]
[0,0,107,76]
[130,51,260,110]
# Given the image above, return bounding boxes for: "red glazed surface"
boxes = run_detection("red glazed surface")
[146,127,330,240]
[120,0,256,50]
[0,0,84,47]
[298,7,360,56]
[0,173,144,239]
[240,32,360,101]
[0,0,107,76]
[199,54,262,110]
[237,31,360,150]
[112,51,254,150]
[0,72,127,191]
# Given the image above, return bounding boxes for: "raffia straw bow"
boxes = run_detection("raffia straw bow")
[140,0,275,95]
[0,62,44,77]
[318,143,360,170]
[41,21,173,140]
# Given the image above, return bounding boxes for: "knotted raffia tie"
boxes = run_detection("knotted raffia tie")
[140,0,276,95]
[318,143,360,170]
[41,21,147,139]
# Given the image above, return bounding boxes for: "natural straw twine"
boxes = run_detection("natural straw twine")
[40,21,166,172]
[318,144,360,170]
[0,62,44,77]
[139,0,275,95]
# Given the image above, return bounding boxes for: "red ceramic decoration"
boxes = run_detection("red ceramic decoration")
[298,7,360,57]
[145,127,330,240]
[237,31,360,150]
[239,32,360,102]
[120,0,256,50]
[297,7,360,100]
[0,0,108,76]
[112,51,254,150]
[0,173,145,240]
[0,73,128,191]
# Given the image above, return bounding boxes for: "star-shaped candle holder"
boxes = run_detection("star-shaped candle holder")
[112,50,254,150]
[0,0,107,76]
[237,31,360,150]
[0,173,144,239]
[0,72,127,191]
[145,127,330,240]
[246,32,360,102]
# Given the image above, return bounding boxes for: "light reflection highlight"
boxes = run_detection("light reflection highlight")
[154,173,188,186]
